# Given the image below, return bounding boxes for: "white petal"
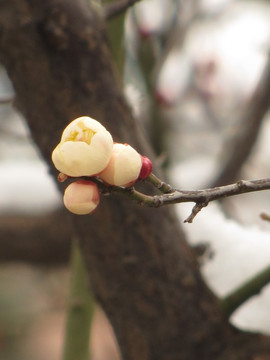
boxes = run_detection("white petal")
[99,143,142,186]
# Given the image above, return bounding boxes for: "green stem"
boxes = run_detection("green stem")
[147,173,174,193]
[136,35,167,158]
[220,265,270,318]
[62,239,95,360]
[103,0,126,77]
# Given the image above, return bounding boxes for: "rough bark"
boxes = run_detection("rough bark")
[1,0,270,359]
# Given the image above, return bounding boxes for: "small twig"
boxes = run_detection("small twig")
[151,178,270,205]
[0,95,14,104]
[78,175,270,222]
[146,173,174,193]
[91,178,159,206]
[260,212,270,222]
[184,202,208,223]
[104,0,141,20]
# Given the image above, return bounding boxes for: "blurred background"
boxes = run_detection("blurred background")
[2,0,270,358]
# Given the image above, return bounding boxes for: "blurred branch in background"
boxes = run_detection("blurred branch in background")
[0,95,14,105]
[211,54,270,187]
[126,9,166,159]
[0,210,71,265]
[123,1,186,162]
[105,0,141,19]
[221,264,270,319]
[103,0,127,76]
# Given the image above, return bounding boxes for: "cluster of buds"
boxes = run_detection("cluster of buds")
[52,116,152,215]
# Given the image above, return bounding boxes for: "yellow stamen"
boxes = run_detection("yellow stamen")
[66,121,96,145]
[81,128,96,145]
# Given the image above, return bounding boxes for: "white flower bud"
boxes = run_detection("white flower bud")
[63,180,99,215]
[52,116,113,177]
[99,143,142,186]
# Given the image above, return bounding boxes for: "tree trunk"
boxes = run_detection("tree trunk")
[1,0,270,358]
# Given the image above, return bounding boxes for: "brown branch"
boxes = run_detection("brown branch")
[0,95,14,104]
[2,175,269,264]
[184,202,208,223]
[104,0,141,20]
[212,55,270,187]
[147,178,270,206]
[90,175,270,222]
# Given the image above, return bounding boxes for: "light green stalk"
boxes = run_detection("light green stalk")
[62,239,95,360]
[220,264,270,318]
[103,0,126,77]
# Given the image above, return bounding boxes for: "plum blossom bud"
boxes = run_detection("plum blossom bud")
[139,156,152,179]
[52,116,113,177]
[63,180,100,215]
[99,143,142,186]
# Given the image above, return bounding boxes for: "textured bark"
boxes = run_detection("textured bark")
[1,0,270,359]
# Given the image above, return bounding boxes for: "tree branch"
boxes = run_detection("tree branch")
[220,265,270,318]
[212,55,270,187]
[146,173,174,193]
[89,175,270,222]
[0,94,14,104]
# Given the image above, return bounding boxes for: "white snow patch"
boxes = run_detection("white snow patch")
[0,160,61,214]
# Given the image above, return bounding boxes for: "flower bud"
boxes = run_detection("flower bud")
[63,180,100,215]
[139,156,152,179]
[52,116,113,177]
[99,143,142,186]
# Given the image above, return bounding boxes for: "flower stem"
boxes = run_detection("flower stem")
[146,173,174,193]
[62,238,95,360]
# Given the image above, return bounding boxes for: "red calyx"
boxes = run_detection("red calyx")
[139,156,153,179]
